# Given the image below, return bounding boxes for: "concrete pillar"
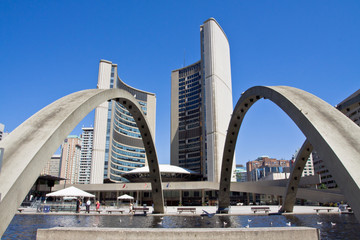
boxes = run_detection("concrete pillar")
[116,190,119,207]
[179,190,182,205]
[201,189,205,205]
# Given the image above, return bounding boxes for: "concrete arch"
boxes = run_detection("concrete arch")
[279,140,313,212]
[218,86,360,221]
[0,89,164,236]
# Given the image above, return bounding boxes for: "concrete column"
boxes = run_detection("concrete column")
[179,190,182,205]
[201,189,205,205]
[116,190,119,207]
[136,191,139,206]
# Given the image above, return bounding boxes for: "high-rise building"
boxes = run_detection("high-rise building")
[59,136,81,184]
[313,89,360,188]
[170,18,234,182]
[41,154,61,177]
[91,60,156,183]
[78,127,93,184]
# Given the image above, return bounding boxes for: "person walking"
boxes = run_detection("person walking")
[86,198,91,213]
[76,198,81,213]
[96,201,100,212]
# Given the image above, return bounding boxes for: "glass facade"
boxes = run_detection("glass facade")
[107,77,150,182]
[177,62,203,173]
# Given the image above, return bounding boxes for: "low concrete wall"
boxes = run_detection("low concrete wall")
[37,227,320,240]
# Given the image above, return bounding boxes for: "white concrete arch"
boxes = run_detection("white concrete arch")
[279,140,313,213]
[0,89,164,237]
[218,86,360,221]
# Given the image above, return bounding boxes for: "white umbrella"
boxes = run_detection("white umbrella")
[117,194,134,200]
[46,186,95,198]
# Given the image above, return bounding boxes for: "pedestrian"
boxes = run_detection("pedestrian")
[96,201,100,211]
[129,202,133,214]
[86,198,91,213]
[76,198,81,213]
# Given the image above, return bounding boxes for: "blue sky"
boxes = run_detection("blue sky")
[1,1,359,165]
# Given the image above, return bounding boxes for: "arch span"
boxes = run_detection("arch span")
[0,89,164,236]
[218,86,360,221]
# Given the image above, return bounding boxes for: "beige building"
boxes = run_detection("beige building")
[41,154,61,177]
[171,18,235,182]
[59,136,81,185]
[91,60,156,183]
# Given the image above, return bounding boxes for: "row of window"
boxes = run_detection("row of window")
[179,112,200,121]
[112,145,145,158]
[114,112,138,128]
[179,75,201,88]
[179,157,201,164]
[179,103,200,113]
[179,98,201,108]
[114,125,141,138]
[115,107,136,123]
[112,140,145,153]
[111,160,144,170]
[114,118,140,134]
[179,142,201,149]
[179,64,201,78]
[179,88,201,99]
[178,79,200,91]
[111,152,145,164]
[179,84,201,95]
[115,103,134,118]
[179,117,199,126]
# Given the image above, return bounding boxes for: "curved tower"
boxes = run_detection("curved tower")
[171,18,235,182]
[91,60,156,183]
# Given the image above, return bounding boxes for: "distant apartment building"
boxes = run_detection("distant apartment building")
[59,135,81,185]
[313,89,360,188]
[78,127,93,184]
[235,164,247,182]
[41,154,61,177]
[246,156,290,182]
[91,60,156,183]
[171,18,234,182]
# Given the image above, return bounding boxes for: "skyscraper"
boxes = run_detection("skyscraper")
[59,136,81,184]
[78,127,93,184]
[91,60,156,183]
[171,18,235,182]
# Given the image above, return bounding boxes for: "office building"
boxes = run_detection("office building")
[171,18,234,182]
[41,154,61,177]
[59,136,81,185]
[78,127,93,184]
[91,60,156,183]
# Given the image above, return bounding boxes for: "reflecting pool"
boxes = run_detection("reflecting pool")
[3,214,360,239]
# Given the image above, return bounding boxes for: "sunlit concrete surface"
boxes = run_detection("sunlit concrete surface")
[218,86,360,222]
[0,89,164,237]
[37,227,320,240]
